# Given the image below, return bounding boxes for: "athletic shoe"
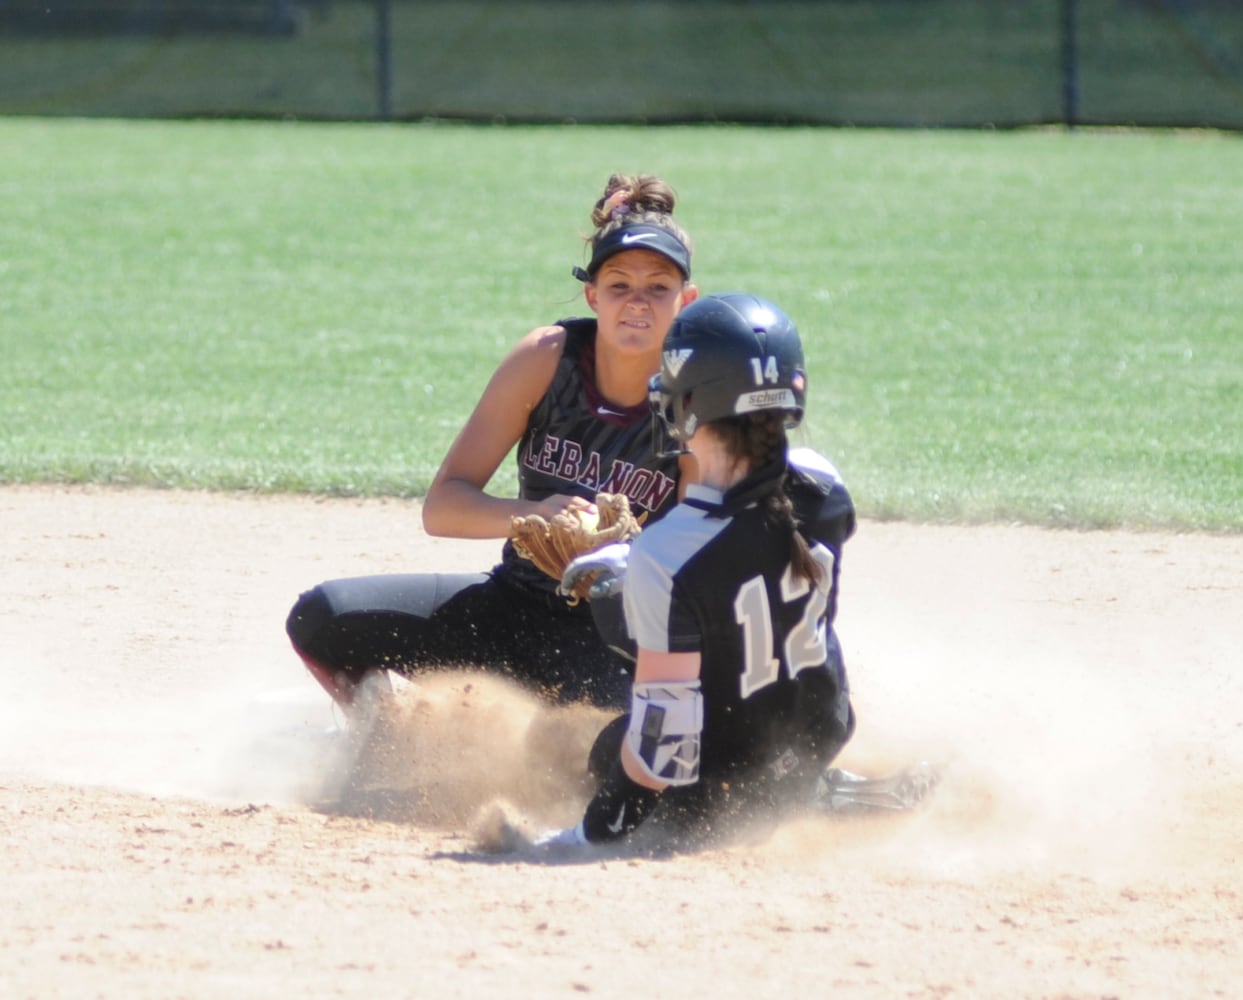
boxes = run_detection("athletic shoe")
[814,761,941,813]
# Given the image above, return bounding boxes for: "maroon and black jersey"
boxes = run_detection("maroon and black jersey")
[497,318,680,596]
[289,317,681,710]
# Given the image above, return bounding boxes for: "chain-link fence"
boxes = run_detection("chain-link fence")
[3,0,1242,128]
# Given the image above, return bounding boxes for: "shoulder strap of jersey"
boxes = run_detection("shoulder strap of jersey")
[555,316,597,353]
[524,317,596,430]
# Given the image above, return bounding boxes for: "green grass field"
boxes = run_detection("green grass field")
[2,118,1240,531]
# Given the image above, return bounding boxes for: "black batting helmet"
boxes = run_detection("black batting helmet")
[650,293,807,448]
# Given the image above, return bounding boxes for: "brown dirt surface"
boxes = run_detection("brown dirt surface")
[1,485,1240,999]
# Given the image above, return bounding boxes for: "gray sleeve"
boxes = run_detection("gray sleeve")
[623,537,675,654]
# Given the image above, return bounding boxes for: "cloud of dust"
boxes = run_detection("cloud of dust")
[0,645,610,837]
[0,642,346,805]
[1,602,1224,881]
[332,672,613,833]
[771,604,1212,880]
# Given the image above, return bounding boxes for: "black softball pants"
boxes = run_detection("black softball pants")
[286,570,632,709]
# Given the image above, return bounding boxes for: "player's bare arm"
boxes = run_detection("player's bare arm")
[423,325,591,538]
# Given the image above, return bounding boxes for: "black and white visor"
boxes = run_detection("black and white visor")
[573,224,692,283]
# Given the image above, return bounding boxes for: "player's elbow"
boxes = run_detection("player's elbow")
[421,483,453,536]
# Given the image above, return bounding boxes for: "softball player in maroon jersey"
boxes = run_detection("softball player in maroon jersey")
[286,174,699,710]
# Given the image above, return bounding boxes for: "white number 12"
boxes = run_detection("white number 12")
[733,545,835,699]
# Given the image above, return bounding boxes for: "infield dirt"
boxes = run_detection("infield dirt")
[1,485,1239,998]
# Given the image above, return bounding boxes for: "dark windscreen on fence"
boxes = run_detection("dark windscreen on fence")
[3,0,1242,129]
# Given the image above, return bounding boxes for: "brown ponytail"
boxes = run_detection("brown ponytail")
[712,411,823,588]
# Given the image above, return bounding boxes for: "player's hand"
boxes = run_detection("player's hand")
[511,495,641,600]
[560,542,631,600]
[530,493,596,522]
